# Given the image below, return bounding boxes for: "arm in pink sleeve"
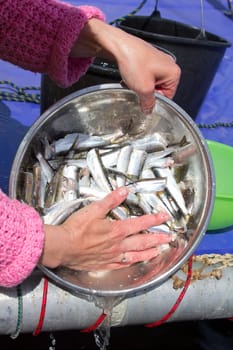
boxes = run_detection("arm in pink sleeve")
[0,190,44,288]
[0,0,105,87]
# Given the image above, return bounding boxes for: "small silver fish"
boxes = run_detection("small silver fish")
[86,148,113,192]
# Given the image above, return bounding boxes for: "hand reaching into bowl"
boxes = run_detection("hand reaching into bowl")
[70,18,181,115]
[40,187,171,272]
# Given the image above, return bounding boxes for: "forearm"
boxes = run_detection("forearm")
[70,18,132,63]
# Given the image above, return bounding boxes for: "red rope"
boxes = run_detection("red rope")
[145,254,194,328]
[80,255,194,332]
[32,277,49,336]
[32,276,107,335]
[31,256,193,334]
[80,312,107,333]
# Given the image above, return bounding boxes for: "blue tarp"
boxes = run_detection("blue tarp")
[1,0,233,255]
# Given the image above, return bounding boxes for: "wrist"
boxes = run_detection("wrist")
[39,224,67,269]
[70,18,103,58]
[70,18,129,62]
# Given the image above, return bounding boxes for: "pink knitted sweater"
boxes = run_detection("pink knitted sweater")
[0,0,105,288]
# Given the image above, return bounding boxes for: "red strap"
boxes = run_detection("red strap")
[81,312,107,333]
[145,254,194,328]
[33,277,49,336]
[31,256,193,334]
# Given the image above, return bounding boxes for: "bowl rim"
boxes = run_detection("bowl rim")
[8,84,216,298]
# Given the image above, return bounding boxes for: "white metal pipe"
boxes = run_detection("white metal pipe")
[1,267,233,335]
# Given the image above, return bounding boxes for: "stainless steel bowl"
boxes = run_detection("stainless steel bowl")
[9,84,215,298]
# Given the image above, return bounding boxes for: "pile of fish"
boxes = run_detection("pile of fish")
[21,129,196,239]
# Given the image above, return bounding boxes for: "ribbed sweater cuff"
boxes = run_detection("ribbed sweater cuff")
[47,5,106,87]
[0,190,44,288]
[0,0,105,87]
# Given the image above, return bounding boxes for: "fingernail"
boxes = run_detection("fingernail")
[159,243,170,252]
[171,233,178,241]
[158,212,171,221]
[156,90,165,96]
[118,187,128,196]
[142,110,153,116]
[141,106,154,115]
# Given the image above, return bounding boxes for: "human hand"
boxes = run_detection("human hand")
[40,187,172,272]
[116,36,181,114]
[70,19,181,114]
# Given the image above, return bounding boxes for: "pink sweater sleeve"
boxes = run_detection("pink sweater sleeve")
[0,190,44,287]
[0,0,105,87]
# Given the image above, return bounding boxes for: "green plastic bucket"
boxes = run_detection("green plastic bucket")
[207,140,233,231]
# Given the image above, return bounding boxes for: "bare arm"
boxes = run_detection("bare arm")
[70,19,181,114]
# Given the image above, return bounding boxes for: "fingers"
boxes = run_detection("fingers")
[138,64,181,114]
[139,91,156,115]
[120,78,156,115]
[122,246,169,265]
[137,52,181,113]
[101,246,167,270]
[121,231,173,252]
[114,211,171,239]
[87,187,129,218]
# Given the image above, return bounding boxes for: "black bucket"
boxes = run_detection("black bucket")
[116,13,231,118]
[40,44,176,114]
